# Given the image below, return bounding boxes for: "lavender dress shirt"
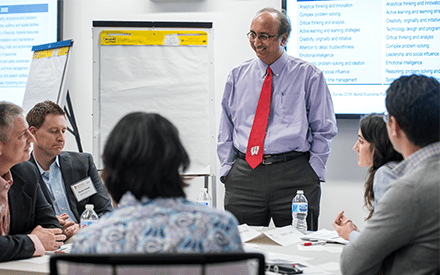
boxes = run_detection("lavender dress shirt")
[218,52,337,181]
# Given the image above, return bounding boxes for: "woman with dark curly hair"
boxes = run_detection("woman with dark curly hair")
[71,112,243,253]
[333,113,403,241]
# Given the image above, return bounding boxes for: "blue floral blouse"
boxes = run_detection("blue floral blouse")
[71,192,243,253]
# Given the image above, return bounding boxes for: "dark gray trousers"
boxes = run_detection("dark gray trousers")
[224,155,321,230]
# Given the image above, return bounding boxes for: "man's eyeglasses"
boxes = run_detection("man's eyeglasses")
[382,112,389,123]
[247,32,277,41]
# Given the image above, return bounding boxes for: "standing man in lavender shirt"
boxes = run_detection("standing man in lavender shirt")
[217,8,337,229]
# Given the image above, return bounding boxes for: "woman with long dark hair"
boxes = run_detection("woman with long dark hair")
[333,113,403,241]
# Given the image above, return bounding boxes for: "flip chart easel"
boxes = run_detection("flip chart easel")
[92,21,217,205]
[23,39,73,113]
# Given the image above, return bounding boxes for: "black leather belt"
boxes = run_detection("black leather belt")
[233,147,306,165]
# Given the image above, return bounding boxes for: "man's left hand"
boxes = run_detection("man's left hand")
[57,214,80,239]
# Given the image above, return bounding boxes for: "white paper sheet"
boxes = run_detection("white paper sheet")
[23,53,67,113]
[243,244,312,264]
[302,228,349,245]
[100,44,210,174]
[238,224,304,246]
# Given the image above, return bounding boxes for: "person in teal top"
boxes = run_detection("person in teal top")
[71,112,243,254]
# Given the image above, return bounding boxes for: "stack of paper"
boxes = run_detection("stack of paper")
[238,224,304,246]
[301,228,349,245]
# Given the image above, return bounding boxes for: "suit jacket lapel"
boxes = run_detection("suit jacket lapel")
[59,153,80,220]
[8,169,32,234]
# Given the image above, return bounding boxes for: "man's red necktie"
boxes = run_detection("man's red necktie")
[245,66,272,169]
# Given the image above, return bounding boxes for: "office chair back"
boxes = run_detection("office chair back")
[49,252,265,275]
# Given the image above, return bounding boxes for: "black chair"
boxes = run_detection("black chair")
[49,252,265,275]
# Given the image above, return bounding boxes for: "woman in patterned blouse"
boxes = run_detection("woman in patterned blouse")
[71,112,243,253]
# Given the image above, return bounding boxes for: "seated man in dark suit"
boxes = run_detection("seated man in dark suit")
[0,101,65,262]
[26,100,112,239]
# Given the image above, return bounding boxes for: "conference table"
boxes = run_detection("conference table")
[0,227,344,275]
[241,225,344,275]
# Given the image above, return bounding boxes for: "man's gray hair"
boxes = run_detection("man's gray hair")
[0,101,23,143]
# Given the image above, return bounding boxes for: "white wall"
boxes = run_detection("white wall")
[62,0,371,231]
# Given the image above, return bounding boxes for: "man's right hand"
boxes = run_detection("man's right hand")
[31,225,66,251]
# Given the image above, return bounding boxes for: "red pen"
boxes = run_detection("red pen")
[303,240,326,246]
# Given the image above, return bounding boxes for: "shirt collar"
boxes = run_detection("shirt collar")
[0,170,13,192]
[393,141,440,177]
[256,51,288,79]
[119,192,186,208]
[33,154,60,175]
[118,192,139,208]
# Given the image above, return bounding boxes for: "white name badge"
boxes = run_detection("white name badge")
[70,177,97,202]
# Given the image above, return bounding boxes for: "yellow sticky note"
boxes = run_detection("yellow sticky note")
[57,47,69,56]
[33,49,54,59]
[100,30,208,46]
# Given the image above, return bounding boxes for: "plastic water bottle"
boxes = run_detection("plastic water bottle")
[292,190,308,234]
[80,204,98,229]
[196,188,212,207]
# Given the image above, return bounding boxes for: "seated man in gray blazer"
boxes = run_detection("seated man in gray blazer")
[337,75,439,274]
[26,100,113,239]
[0,101,65,262]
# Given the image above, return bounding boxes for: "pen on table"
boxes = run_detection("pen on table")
[303,240,326,246]
[265,263,303,274]
[46,246,67,255]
